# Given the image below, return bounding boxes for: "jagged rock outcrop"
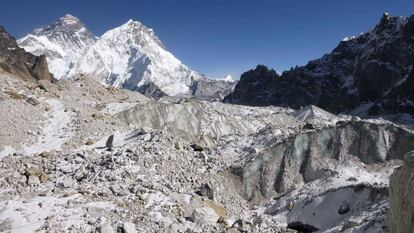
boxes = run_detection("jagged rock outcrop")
[225,14,414,117]
[389,151,414,233]
[239,120,414,201]
[0,26,52,82]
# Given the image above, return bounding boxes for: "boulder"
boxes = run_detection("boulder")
[389,151,414,233]
[191,207,220,225]
[26,97,40,106]
[122,222,137,233]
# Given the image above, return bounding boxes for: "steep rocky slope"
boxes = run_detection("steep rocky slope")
[18,15,236,100]
[0,26,52,82]
[389,151,414,233]
[225,13,414,118]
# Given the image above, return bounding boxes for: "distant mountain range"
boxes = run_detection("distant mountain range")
[225,13,414,120]
[17,14,235,99]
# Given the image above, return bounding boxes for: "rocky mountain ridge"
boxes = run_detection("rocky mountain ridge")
[18,14,236,100]
[225,13,414,120]
[0,26,52,82]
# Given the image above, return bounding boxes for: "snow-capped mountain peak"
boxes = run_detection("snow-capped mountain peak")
[222,74,235,82]
[60,14,80,25]
[18,14,96,79]
[18,15,235,99]
[75,19,202,97]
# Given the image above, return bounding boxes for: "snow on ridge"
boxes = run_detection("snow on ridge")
[17,14,216,97]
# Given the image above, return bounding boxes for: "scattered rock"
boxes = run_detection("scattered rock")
[195,183,214,200]
[191,207,220,225]
[106,135,114,148]
[121,222,137,233]
[174,141,182,150]
[39,151,50,158]
[26,167,42,177]
[232,219,252,232]
[338,203,350,215]
[303,122,315,130]
[190,144,204,152]
[61,177,74,188]
[85,139,95,145]
[27,175,40,185]
[341,219,360,231]
[98,223,115,233]
[287,201,295,211]
[26,97,40,106]
[110,184,126,196]
[40,173,48,183]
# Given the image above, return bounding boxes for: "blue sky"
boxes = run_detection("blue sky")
[1,0,414,79]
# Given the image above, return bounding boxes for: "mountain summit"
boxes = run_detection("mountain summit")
[18,14,97,79]
[18,15,235,99]
[225,14,414,118]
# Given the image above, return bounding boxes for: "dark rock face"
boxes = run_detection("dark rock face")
[0,26,52,82]
[223,65,278,106]
[389,151,414,233]
[224,14,414,116]
[189,76,237,101]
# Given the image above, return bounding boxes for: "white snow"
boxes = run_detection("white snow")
[0,195,83,233]
[0,98,73,158]
[17,15,214,97]
[23,98,73,154]
[221,75,235,83]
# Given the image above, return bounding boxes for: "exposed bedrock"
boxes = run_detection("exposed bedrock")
[239,121,414,201]
[389,151,414,233]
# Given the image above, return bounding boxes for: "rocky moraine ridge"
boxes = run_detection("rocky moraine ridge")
[0,13,413,233]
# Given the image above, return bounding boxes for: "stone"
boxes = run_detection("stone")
[98,223,115,233]
[341,220,360,231]
[27,175,40,185]
[74,167,87,182]
[122,222,137,233]
[39,151,50,158]
[174,142,182,150]
[40,173,48,183]
[287,201,295,211]
[26,97,40,106]
[61,177,74,188]
[106,135,114,148]
[26,167,42,177]
[338,203,350,215]
[110,184,126,196]
[232,219,252,232]
[85,139,95,145]
[303,122,315,130]
[195,183,214,200]
[191,207,220,225]
[190,144,204,152]
[404,151,414,167]
[226,228,241,233]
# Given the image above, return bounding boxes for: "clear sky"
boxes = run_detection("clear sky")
[1,0,414,79]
